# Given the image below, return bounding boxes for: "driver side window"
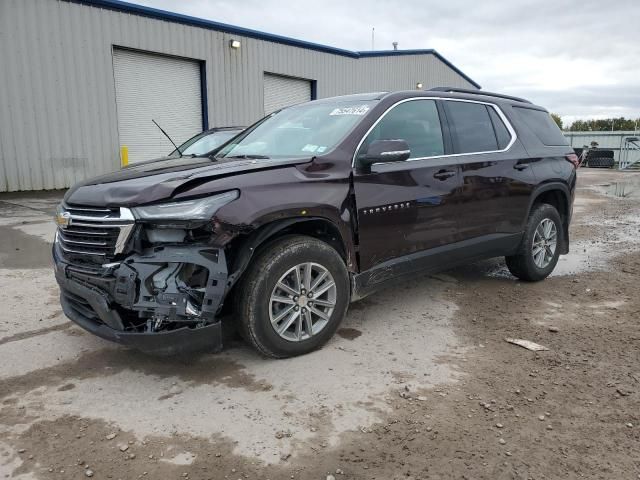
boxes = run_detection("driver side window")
[358,99,444,161]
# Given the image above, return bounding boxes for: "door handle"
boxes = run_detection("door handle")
[514,163,530,171]
[433,169,456,180]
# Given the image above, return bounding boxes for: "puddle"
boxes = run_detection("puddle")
[605,182,638,198]
[12,222,56,243]
[552,240,607,276]
[481,233,637,278]
[591,176,640,199]
[454,233,634,279]
[0,196,62,216]
[0,226,53,269]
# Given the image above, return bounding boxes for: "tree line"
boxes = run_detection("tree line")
[550,114,640,132]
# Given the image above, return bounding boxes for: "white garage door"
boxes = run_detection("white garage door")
[113,49,203,163]
[263,73,311,115]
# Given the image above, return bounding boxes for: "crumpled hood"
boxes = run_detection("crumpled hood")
[64,156,312,207]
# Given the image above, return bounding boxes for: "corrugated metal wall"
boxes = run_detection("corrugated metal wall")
[112,48,203,162]
[263,74,311,115]
[0,0,476,191]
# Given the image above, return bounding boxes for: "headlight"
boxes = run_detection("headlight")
[132,190,239,221]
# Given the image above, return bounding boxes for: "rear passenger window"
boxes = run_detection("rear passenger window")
[359,99,444,160]
[488,107,512,150]
[445,101,499,154]
[513,107,568,146]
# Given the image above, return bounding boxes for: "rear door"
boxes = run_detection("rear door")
[353,98,463,272]
[442,99,536,240]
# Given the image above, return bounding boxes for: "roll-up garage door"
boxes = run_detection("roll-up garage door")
[263,73,311,115]
[113,49,203,163]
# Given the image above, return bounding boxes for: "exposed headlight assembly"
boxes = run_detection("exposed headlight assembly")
[132,190,239,221]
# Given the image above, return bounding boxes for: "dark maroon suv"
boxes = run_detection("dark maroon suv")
[53,88,577,357]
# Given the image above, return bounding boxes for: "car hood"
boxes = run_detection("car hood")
[64,156,312,207]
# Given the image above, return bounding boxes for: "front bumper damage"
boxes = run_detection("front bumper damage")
[53,244,229,355]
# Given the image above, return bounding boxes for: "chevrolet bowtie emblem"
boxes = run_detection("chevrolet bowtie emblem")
[54,211,72,229]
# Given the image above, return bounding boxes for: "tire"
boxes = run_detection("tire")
[587,156,615,168]
[505,204,562,282]
[234,235,350,358]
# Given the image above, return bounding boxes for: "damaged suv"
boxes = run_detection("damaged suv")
[53,88,577,357]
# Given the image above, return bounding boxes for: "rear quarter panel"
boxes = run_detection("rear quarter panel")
[505,105,575,183]
[503,104,577,225]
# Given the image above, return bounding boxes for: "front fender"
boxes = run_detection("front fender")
[224,214,356,291]
[171,159,357,283]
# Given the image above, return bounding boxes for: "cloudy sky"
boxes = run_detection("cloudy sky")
[136,0,639,126]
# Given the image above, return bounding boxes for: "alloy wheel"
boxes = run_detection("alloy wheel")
[269,262,337,342]
[532,218,557,269]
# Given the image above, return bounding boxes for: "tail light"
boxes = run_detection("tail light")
[565,153,580,169]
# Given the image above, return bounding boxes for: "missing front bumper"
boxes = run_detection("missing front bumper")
[53,244,228,355]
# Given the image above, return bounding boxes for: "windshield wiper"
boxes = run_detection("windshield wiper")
[225,154,271,160]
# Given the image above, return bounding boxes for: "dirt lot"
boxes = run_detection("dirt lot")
[1,169,639,480]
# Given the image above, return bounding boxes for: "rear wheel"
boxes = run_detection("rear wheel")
[506,204,562,282]
[235,235,350,358]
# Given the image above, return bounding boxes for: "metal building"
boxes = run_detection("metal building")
[0,0,480,192]
[564,131,640,166]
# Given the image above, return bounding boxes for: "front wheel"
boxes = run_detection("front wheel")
[506,204,562,282]
[235,235,350,358]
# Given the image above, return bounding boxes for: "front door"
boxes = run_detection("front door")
[352,99,462,272]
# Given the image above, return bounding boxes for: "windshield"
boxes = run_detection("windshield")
[217,100,377,160]
[170,130,241,157]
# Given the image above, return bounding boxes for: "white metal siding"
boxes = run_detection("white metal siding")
[112,49,202,163]
[564,130,639,162]
[263,74,311,115]
[0,0,477,191]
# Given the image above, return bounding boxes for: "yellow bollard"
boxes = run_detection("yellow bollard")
[120,145,129,167]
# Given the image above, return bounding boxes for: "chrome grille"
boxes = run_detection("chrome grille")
[55,204,135,261]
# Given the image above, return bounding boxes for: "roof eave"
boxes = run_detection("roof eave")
[64,0,481,88]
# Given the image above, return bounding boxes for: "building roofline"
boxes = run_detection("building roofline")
[64,0,481,89]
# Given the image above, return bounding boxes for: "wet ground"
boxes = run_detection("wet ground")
[0,169,639,479]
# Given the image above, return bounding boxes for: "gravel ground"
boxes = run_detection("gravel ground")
[0,169,639,479]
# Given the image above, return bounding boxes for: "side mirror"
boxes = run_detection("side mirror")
[360,139,411,167]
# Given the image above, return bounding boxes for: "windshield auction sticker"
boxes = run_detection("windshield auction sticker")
[302,144,319,152]
[329,105,370,116]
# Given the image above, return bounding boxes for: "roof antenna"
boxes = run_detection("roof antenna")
[392,41,398,51]
[371,27,375,50]
[152,119,181,157]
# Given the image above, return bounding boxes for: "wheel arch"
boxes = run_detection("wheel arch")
[225,216,355,292]
[525,182,571,254]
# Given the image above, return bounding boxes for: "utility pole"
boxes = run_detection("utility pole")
[371,27,375,50]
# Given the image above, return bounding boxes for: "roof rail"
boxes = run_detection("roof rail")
[428,87,532,104]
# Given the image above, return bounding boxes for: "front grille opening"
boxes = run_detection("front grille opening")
[65,205,119,217]
[56,204,134,263]
[58,227,120,254]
